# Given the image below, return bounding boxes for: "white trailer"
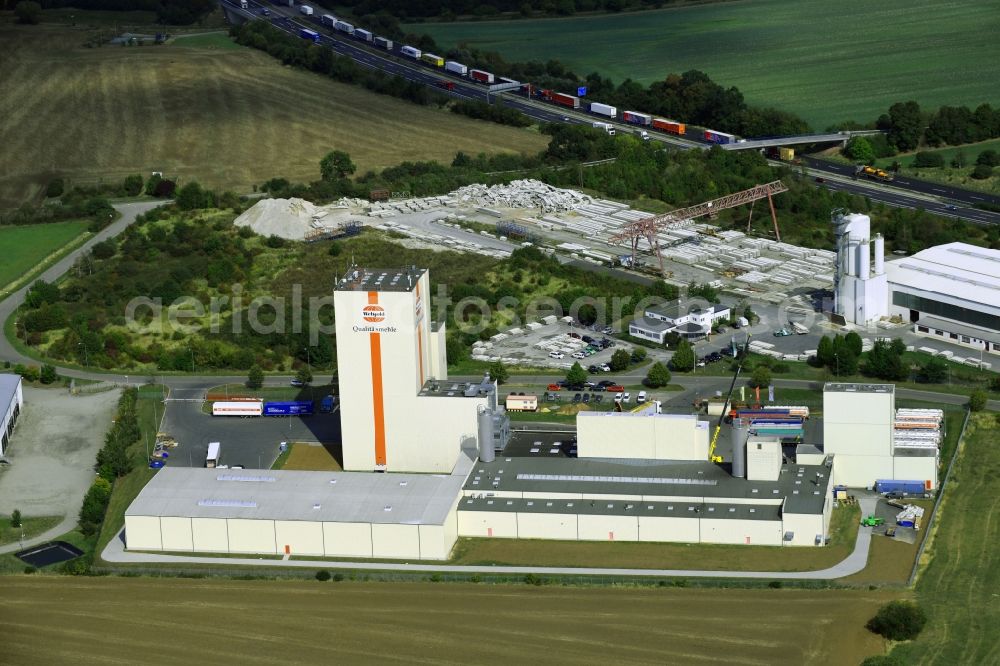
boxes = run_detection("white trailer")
[206,442,221,468]
[354,28,373,42]
[401,45,421,59]
[445,60,468,76]
[212,401,263,417]
[334,20,354,34]
[590,102,617,119]
[299,5,313,16]
[321,14,336,27]
[593,122,615,136]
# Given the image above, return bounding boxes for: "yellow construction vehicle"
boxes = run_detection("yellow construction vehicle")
[707,333,752,463]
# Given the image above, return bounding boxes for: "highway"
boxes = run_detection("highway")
[223,0,1000,227]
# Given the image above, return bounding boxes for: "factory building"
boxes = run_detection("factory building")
[822,383,938,491]
[629,301,730,343]
[334,267,505,473]
[885,242,1000,355]
[0,374,24,457]
[576,408,709,460]
[832,212,888,326]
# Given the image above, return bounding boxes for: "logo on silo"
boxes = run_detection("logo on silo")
[362,305,385,323]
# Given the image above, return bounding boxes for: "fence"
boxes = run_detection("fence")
[906,407,971,587]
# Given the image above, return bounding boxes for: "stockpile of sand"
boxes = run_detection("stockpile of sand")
[234,197,321,240]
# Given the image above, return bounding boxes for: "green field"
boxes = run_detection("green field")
[0,24,547,209]
[888,413,1000,664]
[410,0,1000,130]
[0,221,89,290]
[874,138,1000,193]
[0,577,899,664]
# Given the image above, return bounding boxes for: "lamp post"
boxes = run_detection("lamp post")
[78,342,89,367]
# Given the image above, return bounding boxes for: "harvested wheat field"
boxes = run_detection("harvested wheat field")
[0,25,547,209]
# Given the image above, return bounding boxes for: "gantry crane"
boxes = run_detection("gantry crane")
[609,180,789,274]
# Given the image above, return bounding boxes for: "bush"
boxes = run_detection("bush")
[645,361,671,388]
[524,573,543,586]
[749,365,771,388]
[14,1,41,24]
[968,389,988,412]
[247,364,264,389]
[315,570,331,581]
[333,573,345,582]
[913,152,945,168]
[866,600,927,641]
[971,164,994,180]
[264,235,287,248]
[45,178,65,198]
[11,509,22,528]
[122,174,144,197]
[917,357,948,384]
[767,580,783,589]
[39,364,58,384]
[976,149,1000,167]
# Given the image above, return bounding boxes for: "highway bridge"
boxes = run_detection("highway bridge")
[720,130,885,151]
[217,0,1000,226]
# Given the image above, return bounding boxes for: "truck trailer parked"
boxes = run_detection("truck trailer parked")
[401,45,421,59]
[445,60,468,76]
[552,92,580,109]
[263,400,314,416]
[206,442,221,468]
[212,401,263,417]
[354,28,373,42]
[374,36,393,50]
[470,69,495,84]
[589,102,617,119]
[321,14,336,27]
[299,4,313,15]
[333,20,354,34]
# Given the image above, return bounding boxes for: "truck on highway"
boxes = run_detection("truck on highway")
[333,20,354,35]
[206,442,221,468]
[590,102,617,118]
[444,60,468,76]
[592,122,615,136]
[354,28,373,42]
[421,52,444,67]
[551,92,580,109]
[299,28,320,43]
[470,69,495,84]
[856,165,894,182]
[321,14,336,27]
[374,36,393,50]
[652,118,685,136]
[435,80,455,91]
[239,0,247,8]
[299,4,313,16]
[623,110,651,126]
[704,129,736,144]
[400,45,421,59]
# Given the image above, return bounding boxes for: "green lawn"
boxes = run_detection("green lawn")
[0,515,62,547]
[0,221,89,290]
[411,0,1000,130]
[172,32,243,50]
[888,413,1000,664]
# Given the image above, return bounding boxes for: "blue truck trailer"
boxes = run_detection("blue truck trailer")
[299,28,320,43]
[263,400,314,416]
[875,479,927,495]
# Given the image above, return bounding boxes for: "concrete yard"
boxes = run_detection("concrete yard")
[0,386,120,522]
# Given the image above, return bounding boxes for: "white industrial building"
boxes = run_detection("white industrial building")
[832,212,888,326]
[822,383,938,491]
[576,409,709,461]
[0,374,24,457]
[629,301,730,343]
[886,242,1000,355]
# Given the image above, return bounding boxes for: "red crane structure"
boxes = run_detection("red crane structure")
[608,180,789,273]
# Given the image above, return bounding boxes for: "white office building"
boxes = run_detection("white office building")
[629,302,730,344]
[886,242,1000,355]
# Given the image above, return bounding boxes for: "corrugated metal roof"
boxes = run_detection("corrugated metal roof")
[0,373,20,409]
[886,242,1000,309]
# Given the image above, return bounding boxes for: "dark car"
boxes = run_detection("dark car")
[582,393,591,403]
[595,394,604,404]
[815,176,826,183]
[596,380,616,388]
[582,335,594,343]
[588,365,599,373]
[572,393,582,403]
[569,332,581,339]
[885,490,906,500]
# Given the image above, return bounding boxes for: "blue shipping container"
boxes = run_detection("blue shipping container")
[263,400,314,416]
[875,479,925,494]
[320,395,335,413]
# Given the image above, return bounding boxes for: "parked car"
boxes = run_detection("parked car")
[588,365,600,374]
[547,383,561,391]
[596,380,616,388]
[623,392,632,403]
[549,351,565,359]
[582,335,594,343]
[595,394,603,404]
[607,384,625,392]
[572,351,586,359]
[582,393,591,403]
[572,393,582,403]
[600,364,611,372]
[637,391,646,403]
[602,326,614,334]
[614,392,623,401]
[569,332,581,339]
[545,393,556,402]
[290,378,305,387]
[773,328,792,337]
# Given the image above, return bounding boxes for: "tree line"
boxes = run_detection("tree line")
[334,0,682,21]
[22,0,215,25]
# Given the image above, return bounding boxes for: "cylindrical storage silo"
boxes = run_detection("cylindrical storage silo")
[856,238,870,278]
[843,238,856,276]
[731,419,749,478]
[478,408,495,462]
[873,234,885,274]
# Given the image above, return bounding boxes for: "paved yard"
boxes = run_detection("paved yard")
[0,386,120,521]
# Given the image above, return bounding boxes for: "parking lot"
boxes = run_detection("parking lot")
[473,319,624,370]
[0,386,119,521]
[160,389,341,470]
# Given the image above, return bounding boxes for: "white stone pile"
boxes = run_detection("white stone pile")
[450,179,592,213]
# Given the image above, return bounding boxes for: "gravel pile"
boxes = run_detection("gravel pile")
[233,197,321,240]
[451,179,592,213]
